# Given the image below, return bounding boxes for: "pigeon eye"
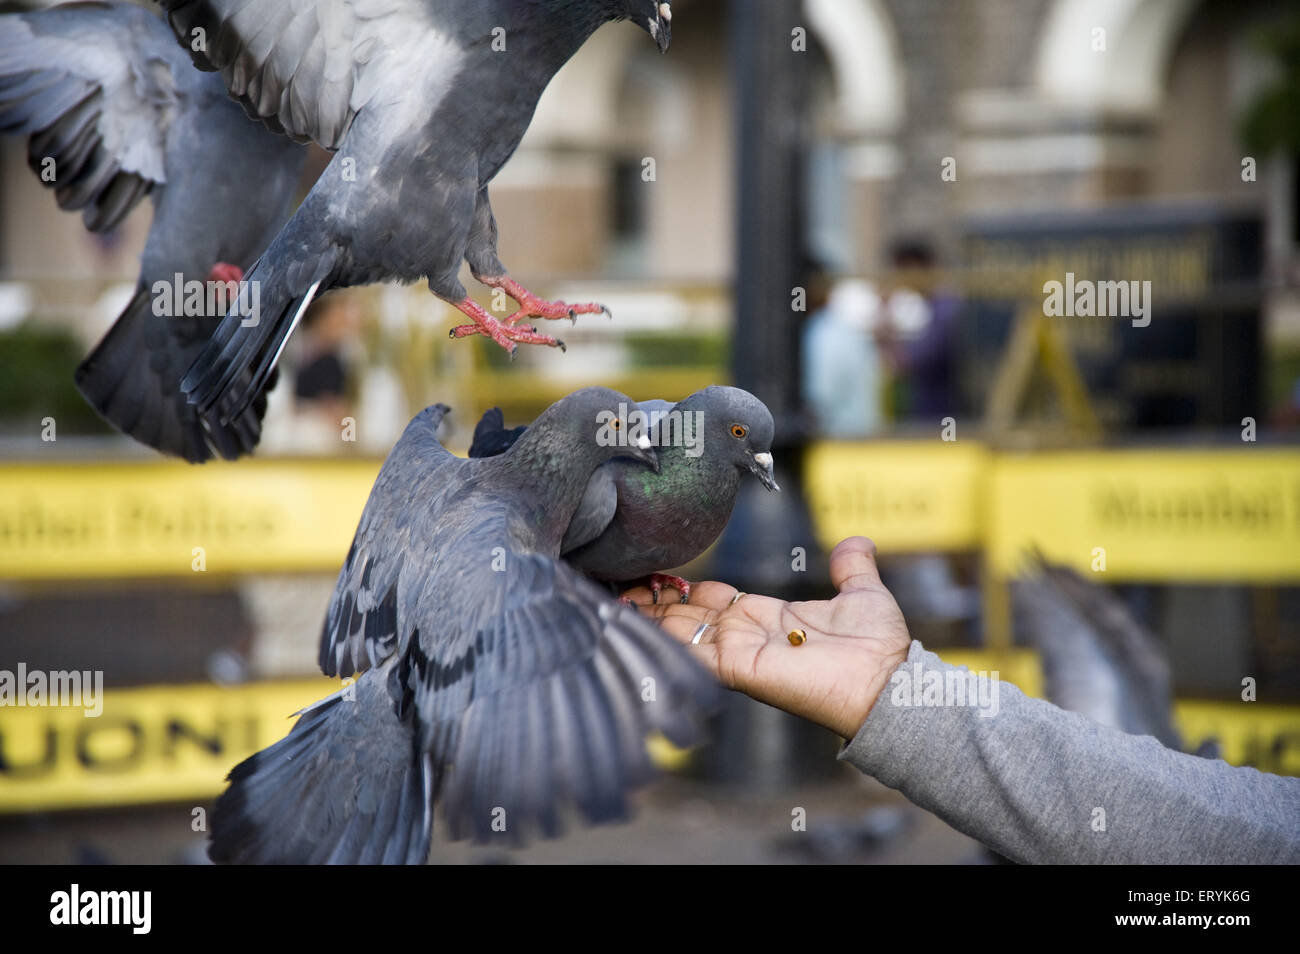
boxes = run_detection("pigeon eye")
[730,424,747,439]
[611,418,622,431]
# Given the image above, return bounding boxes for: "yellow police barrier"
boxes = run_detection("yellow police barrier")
[0,678,695,813]
[803,441,989,553]
[0,678,334,812]
[2,650,1295,814]
[0,458,380,578]
[985,448,1300,582]
[3,444,1297,582]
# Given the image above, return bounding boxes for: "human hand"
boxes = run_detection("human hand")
[624,537,911,739]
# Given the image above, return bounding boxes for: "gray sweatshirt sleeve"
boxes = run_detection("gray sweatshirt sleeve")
[838,640,1300,863]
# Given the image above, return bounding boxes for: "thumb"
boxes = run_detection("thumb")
[829,536,883,593]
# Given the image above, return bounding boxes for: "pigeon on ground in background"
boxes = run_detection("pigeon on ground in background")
[470,386,779,603]
[209,387,720,864]
[0,1,306,462]
[162,0,675,432]
[1014,555,1184,751]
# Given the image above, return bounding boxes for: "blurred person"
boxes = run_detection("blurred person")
[628,537,1300,864]
[874,240,959,423]
[801,274,884,438]
[281,292,361,452]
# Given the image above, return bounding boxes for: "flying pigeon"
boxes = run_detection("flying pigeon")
[0,0,306,462]
[470,385,779,603]
[161,0,676,442]
[209,386,720,864]
[1014,555,1184,750]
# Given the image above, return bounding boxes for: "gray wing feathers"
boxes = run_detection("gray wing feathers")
[162,0,429,148]
[0,3,184,230]
[432,554,720,842]
[320,404,458,677]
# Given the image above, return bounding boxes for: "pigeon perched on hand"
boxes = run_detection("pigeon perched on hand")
[0,0,305,462]
[470,385,779,603]
[209,386,719,864]
[162,0,676,436]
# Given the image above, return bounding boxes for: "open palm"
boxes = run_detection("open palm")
[625,537,911,739]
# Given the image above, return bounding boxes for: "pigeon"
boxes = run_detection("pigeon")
[161,0,676,438]
[0,1,306,462]
[470,385,779,602]
[209,386,720,864]
[1014,555,1184,750]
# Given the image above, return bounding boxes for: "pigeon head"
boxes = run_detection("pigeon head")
[625,0,672,52]
[679,386,779,491]
[537,386,659,472]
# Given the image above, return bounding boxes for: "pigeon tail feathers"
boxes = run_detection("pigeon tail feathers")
[180,233,334,425]
[209,668,432,864]
[74,285,271,462]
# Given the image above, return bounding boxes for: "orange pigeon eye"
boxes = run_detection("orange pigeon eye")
[611,418,622,430]
[730,424,747,439]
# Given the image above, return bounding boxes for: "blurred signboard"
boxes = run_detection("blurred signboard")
[962,203,1262,429]
[0,458,379,579]
[986,448,1300,582]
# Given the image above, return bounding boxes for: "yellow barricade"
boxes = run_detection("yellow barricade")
[0,458,380,579]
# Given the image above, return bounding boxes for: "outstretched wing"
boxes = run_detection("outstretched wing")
[405,544,720,843]
[161,0,456,149]
[320,403,462,677]
[0,1,192,231]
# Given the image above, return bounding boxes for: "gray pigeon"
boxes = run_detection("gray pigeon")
[470,385,778,602]
[209,386,720,864]
[162,0,675,433]
[1014,555,1183,750]
[0,1,305,462]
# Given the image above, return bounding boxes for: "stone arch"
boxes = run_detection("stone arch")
[805,0,905,134]
[1035,0,1200,114]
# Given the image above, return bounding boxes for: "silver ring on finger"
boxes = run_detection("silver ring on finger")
[691,622,712,645]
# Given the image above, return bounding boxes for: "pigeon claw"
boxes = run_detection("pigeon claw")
[207,262,244,285]
[649,573,691,605]
[449,297,565,354]
[477,275,607,327]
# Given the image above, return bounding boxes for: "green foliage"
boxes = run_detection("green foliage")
[0,321,111,434]
[1240,15,1300,154]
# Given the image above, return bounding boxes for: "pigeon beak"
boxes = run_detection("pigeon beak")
[630,432,660,472]
[750,451,780,492]
[650,3,671,53]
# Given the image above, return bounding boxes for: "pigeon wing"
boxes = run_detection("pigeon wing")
[0,2,189,231]
[319,403,461,678]
[161,0,448,149]
[402,544,720,843]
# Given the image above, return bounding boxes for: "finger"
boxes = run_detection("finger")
[657,613,721,646]
[829,536,883,593]
[630,600,720,626]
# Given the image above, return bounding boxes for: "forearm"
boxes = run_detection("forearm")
[840,641,1300,863]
